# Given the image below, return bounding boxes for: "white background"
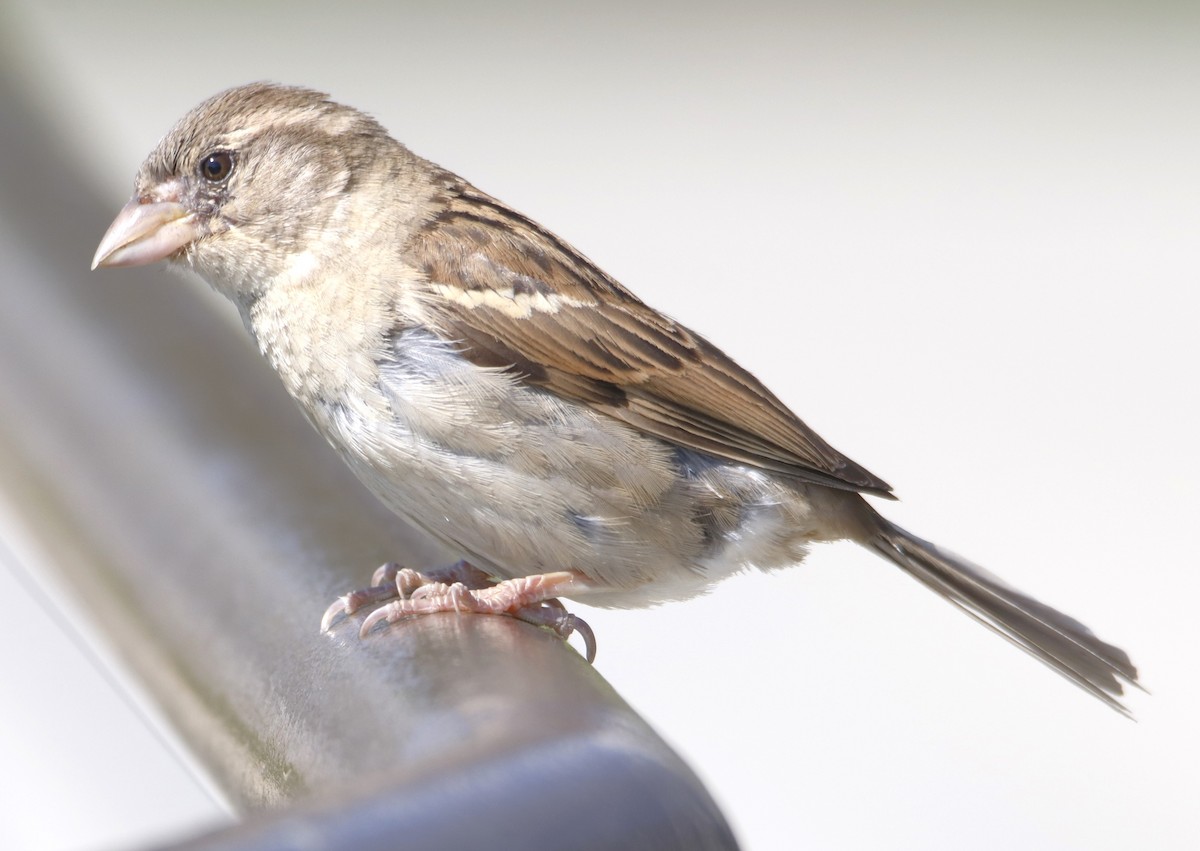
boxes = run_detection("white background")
[2,2,1196,849]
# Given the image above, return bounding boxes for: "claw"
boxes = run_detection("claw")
[359,603,394,637]
[322,563,407,632]
[320,596,351,632]
[370,561,402,587]
[321,581,403,632]
[560,613,597,663]
[513,605,597,663]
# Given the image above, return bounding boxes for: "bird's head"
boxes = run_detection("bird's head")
[92,82,398,304]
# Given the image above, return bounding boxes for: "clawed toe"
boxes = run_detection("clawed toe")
[320,582,399,632]
[370,561,402,587]
[320,597,350,632]
[515,605,596,663]
[569,615,596,664]
[358,602,396,637]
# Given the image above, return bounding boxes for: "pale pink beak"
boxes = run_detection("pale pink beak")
[91,196,199,270]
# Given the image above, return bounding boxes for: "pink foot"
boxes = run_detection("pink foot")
[320,560,493,630]
[322,563,596,662]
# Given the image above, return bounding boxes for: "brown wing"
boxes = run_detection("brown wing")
[406,179,893,497]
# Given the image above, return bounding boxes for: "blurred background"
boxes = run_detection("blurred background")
[1,2,1196,848]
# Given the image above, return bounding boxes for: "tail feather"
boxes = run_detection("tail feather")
[867,514,1140,715]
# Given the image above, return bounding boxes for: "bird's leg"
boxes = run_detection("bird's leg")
[322,563,596,661]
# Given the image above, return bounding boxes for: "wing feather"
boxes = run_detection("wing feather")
[406,179,893,496]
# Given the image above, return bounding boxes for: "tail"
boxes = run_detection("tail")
[864,509,1140,715]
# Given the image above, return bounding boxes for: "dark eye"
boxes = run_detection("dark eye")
[199,151,234,182]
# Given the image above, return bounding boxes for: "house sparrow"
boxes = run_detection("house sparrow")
[93,82,1138,711]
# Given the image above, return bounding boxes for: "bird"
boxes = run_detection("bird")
[93,82,1138,712]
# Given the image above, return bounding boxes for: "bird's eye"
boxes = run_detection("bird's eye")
[199,151,234,183]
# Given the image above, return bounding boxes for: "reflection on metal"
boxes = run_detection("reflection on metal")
[0,74,738,850]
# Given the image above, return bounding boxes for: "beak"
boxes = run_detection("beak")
[92,196,199,270]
